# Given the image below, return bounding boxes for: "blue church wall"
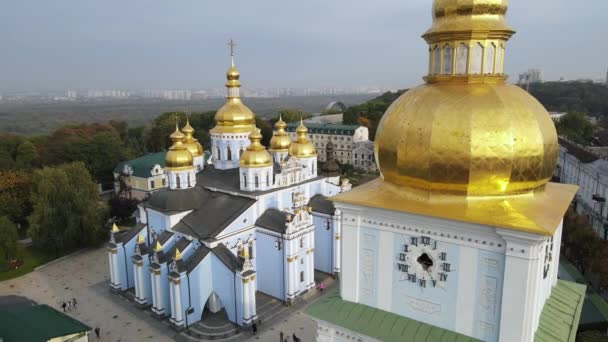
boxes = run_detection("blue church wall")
[184,256,212,327]
[138,257,153,305]
[255,230,285,300]
[389,232,460,331]
[175,275,189,326]
[215,207,256,240]
[210,255,240,324]
[472,250,505,342]
[313,214,333,274]
[358,228,379,307]
[115,226,144,290]
[147,209,167,235]
[157,265,172,316]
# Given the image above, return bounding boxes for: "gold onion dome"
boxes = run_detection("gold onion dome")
[240,127,272,168]
[269,115,291,152]
[374,0,557,196]
[211,53,256,134]
[165,123,194,170]
[289,119,316,158]
[182,117,204,157]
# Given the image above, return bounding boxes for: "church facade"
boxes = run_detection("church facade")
[107,51,350,329]
[307,1,585,342]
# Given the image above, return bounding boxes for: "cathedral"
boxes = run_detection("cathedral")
[107,48,350,329]
[307,1,586,342]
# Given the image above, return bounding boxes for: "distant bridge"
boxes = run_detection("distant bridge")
[324,101,347,112]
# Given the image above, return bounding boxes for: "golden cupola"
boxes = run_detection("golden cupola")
[210,45,256,135]
[374,0,558,196]
[269,115,291,152]
[165,123,194,170]
[289,119,316,158]
[240,127,272,168]
[182,116,204,157]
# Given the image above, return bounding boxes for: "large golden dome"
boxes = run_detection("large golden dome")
[210,55,256,134]
[289,120,316,158]
[165,124,194,170]
[182,117,204,157]
[375,82,557,196]
[240,128,272,168]
[269,115,291,152]
[374,0,558,197]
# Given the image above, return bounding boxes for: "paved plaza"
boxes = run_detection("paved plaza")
[0,247,323,341]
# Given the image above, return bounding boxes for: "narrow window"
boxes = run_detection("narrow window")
[300,271,304,282]
[300,238,304,248]
[255,175,259,188]
[266,173,269,186]
[456,43,468,74]
[151,180,155,188]
[243,174,247,185]
[433,46,441,74]
[470,43,483,74]
[227,147,232,161]
[485,43,496,74]
[162,178,166,186]
[216,146,221,160]
[249,244,254,259]
[187,173,191,187]
[442,45,453,75]
[176,175,181,189]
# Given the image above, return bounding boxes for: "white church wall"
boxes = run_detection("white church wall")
[255,230,285,300]
[167,211,193,230]
[210,255,240,324]
[338,204,509,342]
[147,209,168,235]
[184,256,212,327]
[214,207,257,241]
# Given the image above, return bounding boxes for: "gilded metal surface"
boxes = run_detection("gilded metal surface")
[288,120,317,158]
[165,124,194,170]
[425,0,513,39]
[269,116,292,152]
[331,179,577,236]
[182,118,204,157]
[240,128,273,168]
[210,57,256,135]
[375,82,558,196]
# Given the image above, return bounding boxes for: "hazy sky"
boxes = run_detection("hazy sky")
[1,0,607,91]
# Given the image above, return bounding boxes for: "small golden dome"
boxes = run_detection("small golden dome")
[375,82,557,196]
[289,120,316,158]
[165,124,194,170]
[240,128,273,168]
[182,117,204,157]
[226,65,240,81]
[269,115,291,152]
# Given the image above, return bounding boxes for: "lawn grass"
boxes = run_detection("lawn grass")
[0,247,56,282]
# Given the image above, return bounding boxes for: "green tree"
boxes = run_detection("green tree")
[343,90,407,140]
[15,140,39,169]
[145,112,188,152]
[0,171,32,225]
[577,330,608,342]
[0,216,20,269]
[28,162,107,255]
[256,118,273,147]
[277,109,311,123]
[557,112,596,145]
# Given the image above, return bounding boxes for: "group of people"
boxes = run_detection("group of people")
[279,331,301,342]
[60,298,77,312]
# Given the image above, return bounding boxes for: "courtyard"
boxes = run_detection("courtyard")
[0,247,323,341]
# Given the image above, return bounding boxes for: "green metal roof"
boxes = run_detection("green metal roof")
[558,259,608,326]
[286,122,359,136]
[114,152,166,178]
[535,280,586,342]
[305,288,480,342]
[0,304,91,341]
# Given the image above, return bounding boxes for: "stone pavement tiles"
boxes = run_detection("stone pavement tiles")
[0,248,176,342]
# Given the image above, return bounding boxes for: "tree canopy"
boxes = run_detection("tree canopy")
[343,90,407,140]
[0,171,32,225]
[556,112,596,145]
[28,162,107,254]
[276,109,311,123]
[529,81,608,117]
[0,216,20,269]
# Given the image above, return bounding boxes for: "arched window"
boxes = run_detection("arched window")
[176,175,181,189]
[456,43,468,74]
[255,175,259,188]
[496,45,504,74]
[433,46,441,75]
[243,174,247,186]
[428,47,433,74]
[485,43,496,74]
[470,43,483,74]
[187,173,191,187]
[227,146,232,161]
[442,45,453,75]
[216,146,221,160]
[266,173,270,186]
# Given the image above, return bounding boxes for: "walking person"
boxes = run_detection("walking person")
[67,300,71,311]
[94,327,100,339]
[61,302,66,312]
[293,332,300,342]
[252,322,257,335]
[72,298,77,310]
[280,331,284,342]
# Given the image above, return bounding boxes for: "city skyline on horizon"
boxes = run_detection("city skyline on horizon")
[2,0,607,92]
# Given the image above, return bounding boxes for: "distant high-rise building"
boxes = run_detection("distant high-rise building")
[518,68,543,86]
